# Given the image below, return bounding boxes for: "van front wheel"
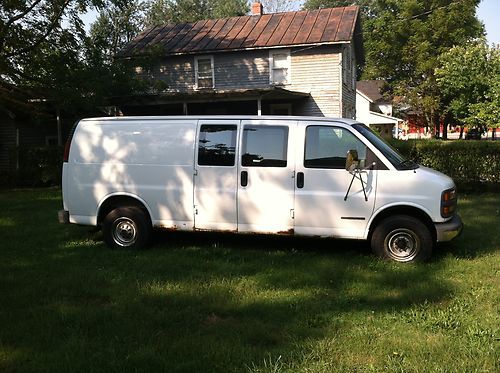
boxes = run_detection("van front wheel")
[103,207,151,250]
[371,215,433,263]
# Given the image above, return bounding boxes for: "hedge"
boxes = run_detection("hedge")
[2,141,499,191]
[389,139,500,191]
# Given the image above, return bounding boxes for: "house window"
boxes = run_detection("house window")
[195,56,214,89]
[269,50,291,85]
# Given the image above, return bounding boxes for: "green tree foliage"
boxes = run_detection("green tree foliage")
[304,0,484,131]
[145,0,248,26]
[90,1,146,63]
[436,41,500,133]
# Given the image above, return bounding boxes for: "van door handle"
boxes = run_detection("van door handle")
[297,172,304,188]
[241,171,248,187]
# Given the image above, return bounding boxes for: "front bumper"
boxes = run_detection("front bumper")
[435,214,463,242]
[58,210,69,224]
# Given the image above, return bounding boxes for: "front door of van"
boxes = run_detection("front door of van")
[237,120,296,233]
[294,123,378,239]
[194,120,239,231]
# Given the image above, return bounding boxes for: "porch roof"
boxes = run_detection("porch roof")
[112,86,310,106]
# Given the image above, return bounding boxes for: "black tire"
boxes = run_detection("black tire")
[371,215,433,263]
[102,207,151,250]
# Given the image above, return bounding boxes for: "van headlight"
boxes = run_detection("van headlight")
[441,187,457,218]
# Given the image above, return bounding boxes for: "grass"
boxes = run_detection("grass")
[0,189,498,372]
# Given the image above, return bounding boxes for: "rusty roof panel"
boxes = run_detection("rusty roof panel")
[182,19,217,52]
[125,26,161,55]
[280,11,307,45]
[162,22,195,52]
[204,17,238,50]
[242,14,272,48]
[293,9,320,44]
[335,6,358,41]
[192,18,227,51]
[170,20,208,53]
[254,13,283,47]
[321,7,344,42]
[118,6,359,57]
[307,8,332,43]
[229,15,259,49]
[265,12,295,46]
[216,16,249,50]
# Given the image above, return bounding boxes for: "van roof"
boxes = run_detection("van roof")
[80,116,361,126]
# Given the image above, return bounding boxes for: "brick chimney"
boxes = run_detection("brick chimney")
[252,2,264,16]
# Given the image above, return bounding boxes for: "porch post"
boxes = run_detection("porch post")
[183,102,188,115]
[257,96,262,116]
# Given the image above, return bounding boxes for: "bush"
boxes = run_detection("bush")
[389,139,500,191]
[8,146,63,187]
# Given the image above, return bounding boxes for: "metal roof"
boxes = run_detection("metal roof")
[118,6,360,58]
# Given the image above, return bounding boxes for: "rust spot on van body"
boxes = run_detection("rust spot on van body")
[277,229,294,235]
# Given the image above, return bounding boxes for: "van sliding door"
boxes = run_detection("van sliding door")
[194,120,239,231]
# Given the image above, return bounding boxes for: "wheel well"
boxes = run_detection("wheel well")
[368,206,436,241]
[97,195,151,226]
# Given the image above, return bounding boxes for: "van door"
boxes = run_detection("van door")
[294,123,378,239]
[237,120,296,233]
[194,120,239,231]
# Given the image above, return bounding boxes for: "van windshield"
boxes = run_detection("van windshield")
[352,123,419,170]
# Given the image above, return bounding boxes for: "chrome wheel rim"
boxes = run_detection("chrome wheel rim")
[385,228,419,262]
[112,218,137,247]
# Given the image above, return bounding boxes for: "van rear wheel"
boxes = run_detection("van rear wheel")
[103,207,151,250]
[371,215,433,263]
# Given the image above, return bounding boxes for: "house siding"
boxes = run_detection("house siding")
[136,44,352,118]
[289,45,342,117]
[341,43,356,119]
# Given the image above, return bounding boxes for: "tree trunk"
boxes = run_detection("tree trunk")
[459,126,464,139]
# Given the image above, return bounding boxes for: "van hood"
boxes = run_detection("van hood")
[416,166,455,189]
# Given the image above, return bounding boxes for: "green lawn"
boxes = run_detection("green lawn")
[0,189,498,372]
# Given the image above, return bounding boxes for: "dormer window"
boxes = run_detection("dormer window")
[269,50,291,85]
[195,56,214,89]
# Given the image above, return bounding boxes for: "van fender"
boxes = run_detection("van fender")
[364,202,435,240]
[96,192,154,225]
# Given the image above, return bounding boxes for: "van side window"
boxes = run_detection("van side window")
[304,126,367,169]
[242,126,288,167]
[198,125,237,166]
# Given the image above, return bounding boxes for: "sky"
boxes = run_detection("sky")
[81,0,500,45]
[477,0,500,45]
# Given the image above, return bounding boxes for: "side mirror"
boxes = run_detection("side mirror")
[345,149,359,171]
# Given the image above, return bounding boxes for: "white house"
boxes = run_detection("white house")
[355,80,403,139]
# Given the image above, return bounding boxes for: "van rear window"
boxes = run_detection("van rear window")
[241,125,288,167]
[198,125,237,166]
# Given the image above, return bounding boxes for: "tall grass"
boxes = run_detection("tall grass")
[0,189,498,372]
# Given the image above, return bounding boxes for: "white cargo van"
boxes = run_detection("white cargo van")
[59,116,462,263]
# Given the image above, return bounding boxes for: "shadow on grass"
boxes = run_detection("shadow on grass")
[2,189,483,372]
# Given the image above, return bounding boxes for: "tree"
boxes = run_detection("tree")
[260,0,299,13]
[436,41,500,138]
[304,0,484,136]
[145,0,248,26]
[90,1,146,63]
